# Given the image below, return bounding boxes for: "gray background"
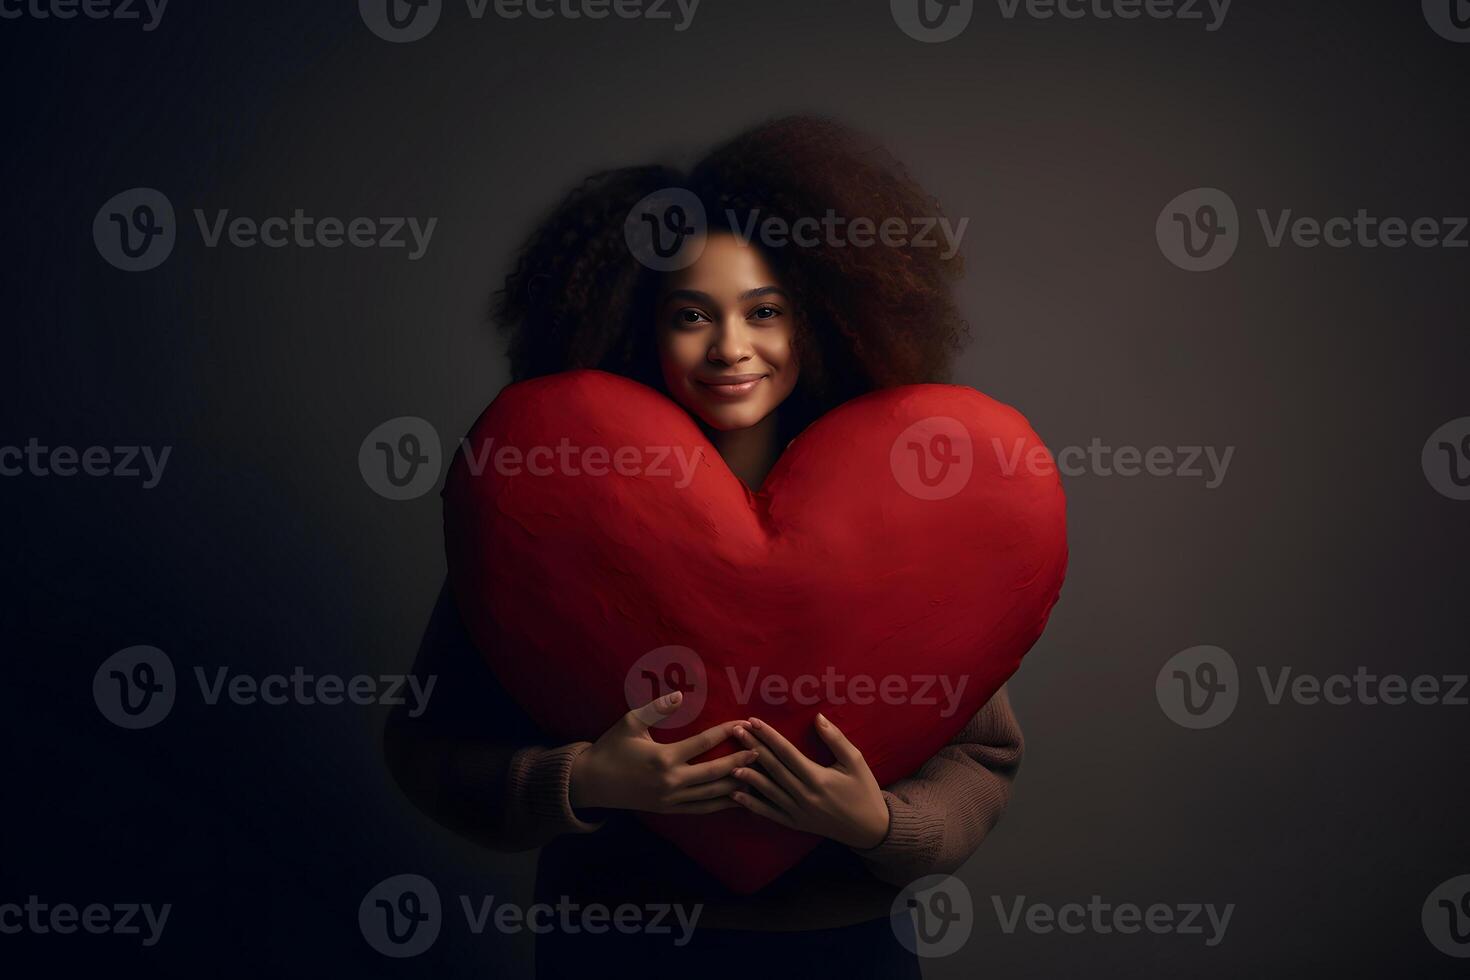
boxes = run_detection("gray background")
[4,0,1468,976]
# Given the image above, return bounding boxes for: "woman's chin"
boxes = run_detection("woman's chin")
[690,400,772,432]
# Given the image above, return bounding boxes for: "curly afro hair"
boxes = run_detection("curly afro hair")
[492,115,969,434]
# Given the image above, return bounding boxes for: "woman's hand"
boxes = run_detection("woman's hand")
[729,714,891,850]
[569,691,755,815]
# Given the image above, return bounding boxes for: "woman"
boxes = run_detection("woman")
[383,116,1024,977]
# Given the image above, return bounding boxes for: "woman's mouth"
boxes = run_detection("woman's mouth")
[696,373,768,398]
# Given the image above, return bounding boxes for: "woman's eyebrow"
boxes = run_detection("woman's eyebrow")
[661,288,714,306]
[738,286,788,302]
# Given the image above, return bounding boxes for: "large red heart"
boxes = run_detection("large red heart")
[444,370,1067,894]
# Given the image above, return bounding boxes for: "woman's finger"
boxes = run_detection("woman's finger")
[623,690,684,733]
[734,724,807,799]
[732,790,794,828]
[813,712,867,772]
[668,719,744,762]
[678,749,758,787]
[746,717,820,782]
[666,777,742,805]
[730,765,796,813]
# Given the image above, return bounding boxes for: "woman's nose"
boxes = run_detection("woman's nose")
[707,318,755,365]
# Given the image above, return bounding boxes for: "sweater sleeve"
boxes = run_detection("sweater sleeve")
[382,581,605,850]
[848,685,1024,886]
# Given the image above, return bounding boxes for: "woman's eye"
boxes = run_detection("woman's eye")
[674,309,709,326]
[750,305,782,321]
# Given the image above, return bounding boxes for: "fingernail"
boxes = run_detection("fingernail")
[666,691,682,706]
[750,717,763,729]
[744,750,758,762]
[733,726,746,738]
[816,712,829,727]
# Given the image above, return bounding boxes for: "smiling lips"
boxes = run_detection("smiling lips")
[697,373,768,398]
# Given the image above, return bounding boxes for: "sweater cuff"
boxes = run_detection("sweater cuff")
[851,792,944,868]
[507,742,605,836]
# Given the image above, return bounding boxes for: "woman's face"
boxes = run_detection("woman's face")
[655,232,800,431]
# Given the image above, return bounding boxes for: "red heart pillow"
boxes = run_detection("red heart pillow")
[444,369,1067,894]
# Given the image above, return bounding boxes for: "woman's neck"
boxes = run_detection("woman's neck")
[709,412,781,491]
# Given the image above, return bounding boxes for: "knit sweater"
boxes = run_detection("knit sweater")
[383,584,1024,931]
